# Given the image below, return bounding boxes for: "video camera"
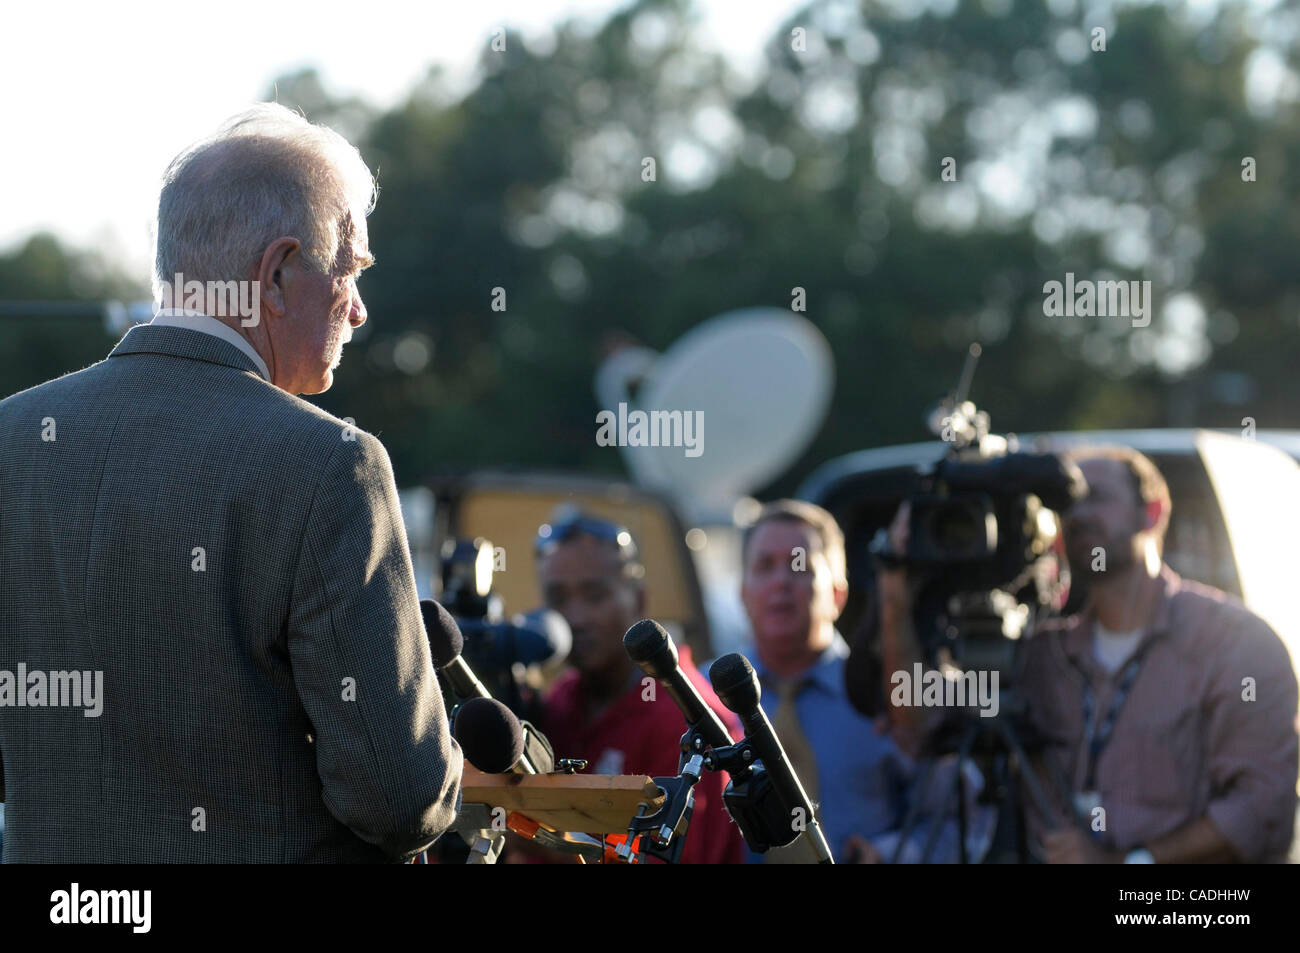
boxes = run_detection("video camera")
[873,345,1087,679]
[437,536,570,724]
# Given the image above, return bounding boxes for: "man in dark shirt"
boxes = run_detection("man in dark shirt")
[537,511,743,864]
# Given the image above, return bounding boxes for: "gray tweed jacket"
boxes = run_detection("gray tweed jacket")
[0,324,462,862]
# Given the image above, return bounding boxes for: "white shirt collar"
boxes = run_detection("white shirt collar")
[148,309,271,382]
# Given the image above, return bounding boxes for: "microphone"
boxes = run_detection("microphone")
[453,697,536,775]
[623,619,735,750]
[421,598,491,701]
[710,653,834,864]
[424,599,555,773]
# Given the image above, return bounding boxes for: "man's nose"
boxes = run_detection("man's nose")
[349,284,367,327]
[767,565,798,588]
[552,599,584,629]
[571,602,601,628]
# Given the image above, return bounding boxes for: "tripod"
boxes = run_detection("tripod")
[889,695,1077,864]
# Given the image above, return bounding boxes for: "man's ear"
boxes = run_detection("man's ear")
[256,237,301,318]
[1143,500,1163,532]
[831,578,849,620]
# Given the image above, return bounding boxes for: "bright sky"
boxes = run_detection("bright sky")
[1,0,804,283]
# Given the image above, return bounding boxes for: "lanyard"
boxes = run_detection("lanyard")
[1079,646,1147,790]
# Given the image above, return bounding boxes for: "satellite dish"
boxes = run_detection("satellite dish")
[595,308,834,521]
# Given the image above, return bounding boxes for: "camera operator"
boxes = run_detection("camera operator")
[875,445,1299,863]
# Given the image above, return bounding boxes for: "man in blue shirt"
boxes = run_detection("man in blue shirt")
[734,499,988,863]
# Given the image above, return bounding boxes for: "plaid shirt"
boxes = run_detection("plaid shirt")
[1021,566,1299,862]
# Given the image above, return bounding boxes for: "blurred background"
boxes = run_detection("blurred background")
[6,0,1300,473]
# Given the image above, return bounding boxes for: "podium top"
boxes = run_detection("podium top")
[461,768,664,833]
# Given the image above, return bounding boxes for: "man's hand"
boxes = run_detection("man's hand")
[1042,827,1121,864]
[877,500,942,757]
[877,502,913,622]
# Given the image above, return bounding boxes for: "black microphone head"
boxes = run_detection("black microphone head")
[710,653,761,714]
[623,618,678,678]
[421,598,464,669]
[453,697,525,773]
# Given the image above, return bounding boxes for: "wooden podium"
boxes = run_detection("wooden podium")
[461,766,664,834]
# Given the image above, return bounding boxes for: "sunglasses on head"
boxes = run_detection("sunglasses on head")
[535,513,637,558]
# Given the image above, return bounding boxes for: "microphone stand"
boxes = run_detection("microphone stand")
[704,738,835,864]
[615,744,707,864]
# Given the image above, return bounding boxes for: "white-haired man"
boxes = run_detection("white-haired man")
[0,104,462,862]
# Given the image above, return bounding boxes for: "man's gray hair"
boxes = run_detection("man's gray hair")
[153,103,377,303]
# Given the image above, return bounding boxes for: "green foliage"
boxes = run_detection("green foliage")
[4,0,1298,494]
[0,234,146,398]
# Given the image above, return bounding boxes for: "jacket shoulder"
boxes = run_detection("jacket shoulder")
[0,356,111,412]
[0,353,376,452]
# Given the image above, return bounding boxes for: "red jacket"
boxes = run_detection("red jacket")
[541,647,745,864]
